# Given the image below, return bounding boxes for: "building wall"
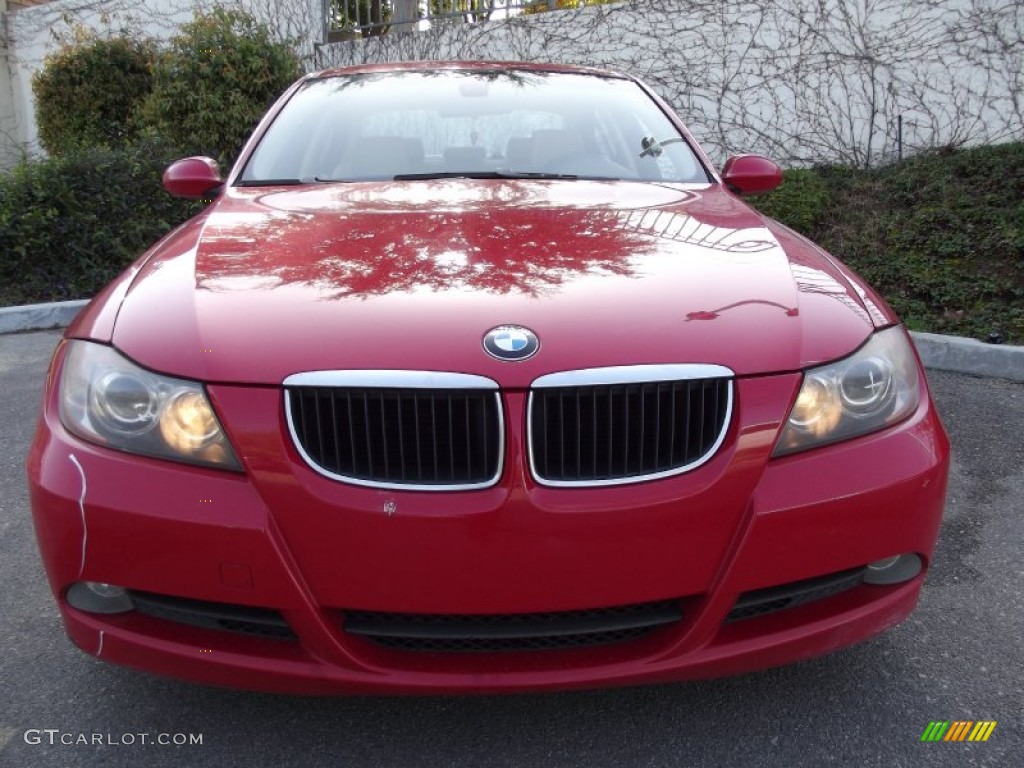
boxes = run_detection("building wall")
[1,0,25,169]
[2,0,1022,168]
[317,0,1024,167]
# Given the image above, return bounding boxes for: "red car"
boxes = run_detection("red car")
[26,61,949,694]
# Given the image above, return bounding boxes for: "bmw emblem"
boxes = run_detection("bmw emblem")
[483,325,540,361]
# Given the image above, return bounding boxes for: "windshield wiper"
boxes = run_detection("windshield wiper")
[392,170,618,181]
[237,177,363,185]
[234,178,307,187]
[639,136,688,158]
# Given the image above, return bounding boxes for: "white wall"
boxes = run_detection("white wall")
[2,0,1022,168]
[316,0,1024,167]
[1,0,26,168]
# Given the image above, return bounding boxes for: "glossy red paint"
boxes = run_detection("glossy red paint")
[162,157,224,200]
[99,181,877,385]
[27,342,949,692]
[721,155,785,195]
[29,61,950,694]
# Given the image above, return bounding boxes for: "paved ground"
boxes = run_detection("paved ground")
[1,330,1021,768]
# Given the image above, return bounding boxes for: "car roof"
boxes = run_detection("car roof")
[310,60,632,82]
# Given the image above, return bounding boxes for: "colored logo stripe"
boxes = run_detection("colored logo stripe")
[969,722,997,742]
[921,721,996,742]
[944,721,972,741]
[921,722,949,742]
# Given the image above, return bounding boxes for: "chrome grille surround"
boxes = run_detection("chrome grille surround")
[527,364,734,487]
[284,370,504,491]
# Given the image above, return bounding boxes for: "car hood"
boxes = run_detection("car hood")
[108,180,879,386]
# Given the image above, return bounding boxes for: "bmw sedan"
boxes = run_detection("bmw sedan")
[26,61,950,694]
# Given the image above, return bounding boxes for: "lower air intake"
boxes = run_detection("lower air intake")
[129,591,297,640]
[726,567,866,622]
[343,599,683,652]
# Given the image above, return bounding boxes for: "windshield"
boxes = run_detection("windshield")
[239,70,710,185]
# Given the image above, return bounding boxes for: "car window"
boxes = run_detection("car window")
[359,110,564,159]
[240,70,710,184]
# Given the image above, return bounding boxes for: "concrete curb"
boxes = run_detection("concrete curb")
[909,331,1024,383]
[1,299,1022,382]
[0,299,89,335]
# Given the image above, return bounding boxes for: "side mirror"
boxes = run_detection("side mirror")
[162,157,224,199]
[721,154,783,195]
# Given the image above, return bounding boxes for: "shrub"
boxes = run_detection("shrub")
[31,29,156,156]
[750,167,830,235]
[0,138,200,306]
[140,8,301,167]
[751,143,1023,343]
[831,143,1024,342]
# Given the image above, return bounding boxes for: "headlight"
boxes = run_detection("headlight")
[59,341,241,470]
[773,326,921,456]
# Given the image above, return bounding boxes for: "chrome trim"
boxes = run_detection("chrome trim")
[527,367,734,488]
[283,370,499,389]
[531,364,734,389]
[284,377,504,492]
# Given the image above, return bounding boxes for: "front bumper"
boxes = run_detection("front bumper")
[26,347,949,694]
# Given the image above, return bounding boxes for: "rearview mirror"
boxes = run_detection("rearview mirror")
[721,154,783,196]
[162,157,224,199]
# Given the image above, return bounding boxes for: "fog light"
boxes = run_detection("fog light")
[66,582,134,614]
[863,553,922,585]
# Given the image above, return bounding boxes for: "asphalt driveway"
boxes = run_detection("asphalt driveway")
[1,330,1021,767]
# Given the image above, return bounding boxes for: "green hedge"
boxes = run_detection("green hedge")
[0,138,200,306]
[4,6,301,308]
[31,8,300,167]
[752,143,1024,344]
[750,168,830,235]
[140,8,301,166]
[31,31,156,156]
